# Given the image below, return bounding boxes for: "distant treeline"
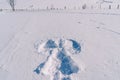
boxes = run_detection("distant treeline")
[0,3,120,12]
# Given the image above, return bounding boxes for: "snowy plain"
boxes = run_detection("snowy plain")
[0,3,120,80]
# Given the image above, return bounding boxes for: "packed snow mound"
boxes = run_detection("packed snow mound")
[34,39,81,80]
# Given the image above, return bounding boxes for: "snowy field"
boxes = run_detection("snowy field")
[0,10,120,80]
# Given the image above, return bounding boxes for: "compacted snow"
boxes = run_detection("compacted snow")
[0,9,120,80]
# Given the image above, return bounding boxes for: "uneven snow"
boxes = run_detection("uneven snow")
[34,39,81,80]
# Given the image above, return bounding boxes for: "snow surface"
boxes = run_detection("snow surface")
[0,6,120,80]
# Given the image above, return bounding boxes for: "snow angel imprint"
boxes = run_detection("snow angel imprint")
[34,39,81,80]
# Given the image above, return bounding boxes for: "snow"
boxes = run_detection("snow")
[0,3,120,80]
